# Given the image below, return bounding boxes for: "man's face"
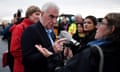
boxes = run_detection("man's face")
[75,16,83,24]
[41,7,59,29]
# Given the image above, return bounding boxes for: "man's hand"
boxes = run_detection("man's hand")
[35,38,66,57]
[35,44,53,58]
[53,38,67,53]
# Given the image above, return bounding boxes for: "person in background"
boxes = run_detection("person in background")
[7,13,18,72]
[69,15,97,55]
[68,14,83,35]
[1,21,9,40]
[58,16,69,35]
[36,13,120,72]
[73,23,85,45]
[21,2,66,72]
[71,23,85,55]
[1,13,18,72]
[83,15,97,48]
[7,10,24,72]
[75,14,83,24]
[10,5,41,72]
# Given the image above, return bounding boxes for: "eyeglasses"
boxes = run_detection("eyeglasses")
[97,22,108,26]
[49,14,58,19]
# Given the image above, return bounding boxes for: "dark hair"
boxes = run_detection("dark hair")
[77,23,83,29]
[75,23,84,35]
[85,15,97,25]
[17,9,22,18]
[13,13,17,18]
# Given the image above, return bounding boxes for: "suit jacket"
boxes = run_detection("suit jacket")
[21,21,62,72]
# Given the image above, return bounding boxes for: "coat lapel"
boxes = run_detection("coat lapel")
[35,21,53,51]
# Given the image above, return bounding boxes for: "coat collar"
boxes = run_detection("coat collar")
[21,18,34,28]
[87,38,112,46]
[35,21,54,52]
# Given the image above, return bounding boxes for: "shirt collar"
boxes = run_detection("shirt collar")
[45,29,52,33]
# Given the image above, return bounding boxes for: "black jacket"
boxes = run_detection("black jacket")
[71,29,96,55]
[57,40,120,72]
[21,21,62,72]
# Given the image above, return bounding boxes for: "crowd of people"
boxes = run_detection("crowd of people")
[1,2,120,72]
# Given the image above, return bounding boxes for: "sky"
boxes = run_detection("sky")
[0,0,120,21]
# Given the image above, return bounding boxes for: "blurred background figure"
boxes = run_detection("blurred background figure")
[14,9,23,24]
[1,9,23,41]
[75,14,83,24]
[71,23,85,55]
[68,14,83,35]
[1,8,23,72]
[73,23,85,45]
[1,21,9,40]
[7,9,23,72]
[58,15,69,35]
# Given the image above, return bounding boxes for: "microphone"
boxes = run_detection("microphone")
[58,30,80,47]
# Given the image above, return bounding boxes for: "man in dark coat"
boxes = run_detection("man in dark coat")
[21,2,66,72]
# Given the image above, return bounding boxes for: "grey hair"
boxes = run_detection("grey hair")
[75,14,82,18]
[41,2,59,12]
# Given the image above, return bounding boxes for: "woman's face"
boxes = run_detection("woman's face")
[83,18,95,31]
[95,19,113,39]
[77,24,83,33]
[29,11,41,23]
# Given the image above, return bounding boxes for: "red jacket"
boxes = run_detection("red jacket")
[10,18,34,72]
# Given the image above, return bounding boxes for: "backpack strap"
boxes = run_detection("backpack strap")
[92,44,104,72]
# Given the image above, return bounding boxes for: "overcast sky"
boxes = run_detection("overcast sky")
[0,0,120,21]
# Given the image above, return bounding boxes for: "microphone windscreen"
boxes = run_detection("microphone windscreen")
[58,31,72,41]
